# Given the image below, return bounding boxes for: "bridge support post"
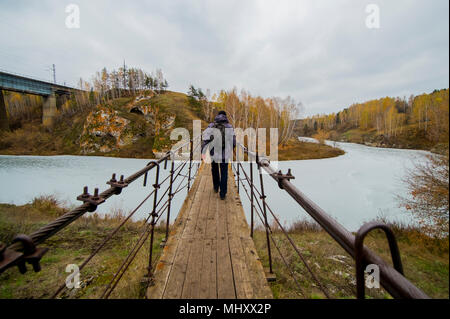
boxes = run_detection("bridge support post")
[42,93,57,127]
[0,90,10,131]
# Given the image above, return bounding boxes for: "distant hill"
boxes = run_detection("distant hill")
[295,89,449,153]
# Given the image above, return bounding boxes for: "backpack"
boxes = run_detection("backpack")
[212,122,227,150]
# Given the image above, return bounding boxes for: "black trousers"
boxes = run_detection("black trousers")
[211,161,228,197]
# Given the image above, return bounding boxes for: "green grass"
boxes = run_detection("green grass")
[0,196,166,299]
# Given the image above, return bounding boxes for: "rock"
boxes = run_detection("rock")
[80,106,132,153]
[79,98,176,154]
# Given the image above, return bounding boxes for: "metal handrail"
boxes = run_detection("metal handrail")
[235,142,429,299]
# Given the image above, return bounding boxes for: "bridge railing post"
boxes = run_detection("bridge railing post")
[148,163,160,279]
[250,161,254,238]
[257,153,273,274]
[164,157,175,244]
[236,160,240,194]
[187,138,193,193]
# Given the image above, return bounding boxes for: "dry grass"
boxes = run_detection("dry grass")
[0,196,166,299]
[278,139,344,161]
[253,218,449,299]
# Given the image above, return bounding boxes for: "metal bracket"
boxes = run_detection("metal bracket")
[107,174,129,194]
[0,235,48,274]
[273,169,295,189]
[355,221,404,299]
[76,186,105,212]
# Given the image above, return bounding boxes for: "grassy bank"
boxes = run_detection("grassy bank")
[302,124,449,154]
[278,138,344,161]
[253,220,449,299]
[0,196,165,299]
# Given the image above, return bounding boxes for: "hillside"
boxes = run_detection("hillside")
[0,91,203,158]
[0,90,344,160]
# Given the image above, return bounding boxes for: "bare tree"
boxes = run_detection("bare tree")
[400,151,449,237]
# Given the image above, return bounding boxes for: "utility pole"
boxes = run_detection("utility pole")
[52,64,56,84]
[122,59,127,90]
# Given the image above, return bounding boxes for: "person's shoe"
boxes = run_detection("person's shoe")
[214,188,219,193]
[220,195,226,200]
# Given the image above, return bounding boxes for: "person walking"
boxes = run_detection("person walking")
[201,111,236,200]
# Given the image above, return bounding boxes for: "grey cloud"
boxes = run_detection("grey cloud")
[0,0,447,117]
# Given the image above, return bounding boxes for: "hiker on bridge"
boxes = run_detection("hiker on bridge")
[201,110,236,200]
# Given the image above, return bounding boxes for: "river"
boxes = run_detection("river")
[0,140,430,231]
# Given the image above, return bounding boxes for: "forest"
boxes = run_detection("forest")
[299,89,449,151]
[187,86,300,145]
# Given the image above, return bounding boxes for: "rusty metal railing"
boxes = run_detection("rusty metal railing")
[233,142,430,299]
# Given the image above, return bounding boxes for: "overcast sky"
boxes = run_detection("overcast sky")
[0,0,448,116]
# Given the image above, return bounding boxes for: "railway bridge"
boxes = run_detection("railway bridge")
[0,70,75,130]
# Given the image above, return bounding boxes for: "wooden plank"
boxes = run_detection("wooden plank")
[181,178,212,298]
[201,187,218,298]
[199,176,218,298]
[199,238,218,299]
[226,180,254,299]
[216,174,236,299]
[148,163,272,300]
[162,177,207,298]
[229,166,273,299]
[147,164,204,299]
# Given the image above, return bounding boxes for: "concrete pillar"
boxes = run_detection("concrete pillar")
[0,90,10,131]
[42,93,57,127]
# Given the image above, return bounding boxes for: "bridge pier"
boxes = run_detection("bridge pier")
[42,93,57,127]
[0,90,10,131]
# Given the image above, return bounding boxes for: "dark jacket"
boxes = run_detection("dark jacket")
[201,113,236,162]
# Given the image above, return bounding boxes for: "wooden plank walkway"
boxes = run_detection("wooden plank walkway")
[147,163,273,299]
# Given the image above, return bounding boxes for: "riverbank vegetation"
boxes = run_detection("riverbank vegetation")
[297,89,449,152]
[277,138,344,161]
[0,197,447,299]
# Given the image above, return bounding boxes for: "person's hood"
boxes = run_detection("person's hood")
[214,113,229,123]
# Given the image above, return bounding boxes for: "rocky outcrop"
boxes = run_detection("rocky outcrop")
[79,96,176,154]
